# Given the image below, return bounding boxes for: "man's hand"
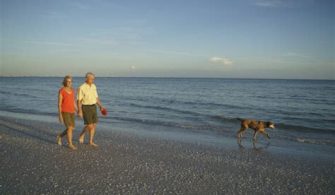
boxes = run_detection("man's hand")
[58,114,64,124]
[78,110,83,119]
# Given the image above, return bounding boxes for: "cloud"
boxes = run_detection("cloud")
[78,37,117,45]
[78,25,152,47]
[26,41,72,46]
[130,65,136,70]
[254,0,284,7]
[71,2,91,10]
[253,0,313,8]
[145,49,202,57]
[43,11,68,19]
[284,52,309,58]
[209,57,233,65]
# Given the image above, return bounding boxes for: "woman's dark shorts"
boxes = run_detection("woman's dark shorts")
[61,112,75,128]
[82,104,98,125]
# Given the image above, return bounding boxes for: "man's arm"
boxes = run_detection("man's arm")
[96,97,104,110]
[77,100,83,118]
[95,85,104,110]
[77,88,83,118]
[74,99,78,114]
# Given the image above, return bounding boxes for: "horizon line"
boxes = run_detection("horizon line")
[0,75,334,81]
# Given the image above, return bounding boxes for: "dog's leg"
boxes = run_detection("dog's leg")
[262,131,270,139]
[237,127,246,139]
[253,131,259,143]
[259,130,270,139]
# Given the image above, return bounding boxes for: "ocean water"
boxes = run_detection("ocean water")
[1,77,335,146]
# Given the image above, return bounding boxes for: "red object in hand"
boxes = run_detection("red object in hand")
[101,108,108,116]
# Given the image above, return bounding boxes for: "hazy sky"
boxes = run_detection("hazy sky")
[1,0,334,79]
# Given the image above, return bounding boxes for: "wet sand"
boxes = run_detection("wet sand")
[0,116,334,194]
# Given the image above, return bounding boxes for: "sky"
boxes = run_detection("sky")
[1,0,334,79]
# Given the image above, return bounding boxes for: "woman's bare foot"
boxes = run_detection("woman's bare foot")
[89,142,98,147]
[68,144,77,150]
[56,134,62,146]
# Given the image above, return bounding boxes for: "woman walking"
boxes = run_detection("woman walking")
[57,75,77,150]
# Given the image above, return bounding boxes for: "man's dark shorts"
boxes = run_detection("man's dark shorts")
[82,104,98,125]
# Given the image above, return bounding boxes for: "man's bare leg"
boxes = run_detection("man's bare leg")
[89,123,98,147]
[79,125,88,144]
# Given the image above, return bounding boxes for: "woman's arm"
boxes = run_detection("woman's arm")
[58,91,64,124]
[73,89,78,114]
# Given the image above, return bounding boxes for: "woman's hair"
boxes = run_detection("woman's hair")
[62,75,72,87]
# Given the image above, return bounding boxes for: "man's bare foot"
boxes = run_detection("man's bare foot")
[56,134,62,146]
[89,142,98,147]
[68,144,77,150]
[79,136,84,144]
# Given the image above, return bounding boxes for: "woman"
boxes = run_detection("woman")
[57,75,77,150]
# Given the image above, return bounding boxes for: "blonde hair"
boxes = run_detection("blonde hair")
[62,75,72,87]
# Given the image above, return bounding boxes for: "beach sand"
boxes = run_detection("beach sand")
[0,115,334,194]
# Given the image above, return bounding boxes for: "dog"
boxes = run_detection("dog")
[237,119,275,143]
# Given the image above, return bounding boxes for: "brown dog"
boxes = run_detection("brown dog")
[237,119,275,143]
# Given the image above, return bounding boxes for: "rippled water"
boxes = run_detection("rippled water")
[1,77,334,145]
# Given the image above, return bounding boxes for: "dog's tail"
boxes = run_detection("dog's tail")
[236,118,244,121]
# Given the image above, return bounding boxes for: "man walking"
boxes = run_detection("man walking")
[77,72,105,147]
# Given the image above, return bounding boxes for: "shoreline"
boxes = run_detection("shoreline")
[1,110,334,158]
[1,115,334,194]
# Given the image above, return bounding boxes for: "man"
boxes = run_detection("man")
[77,72,105,147]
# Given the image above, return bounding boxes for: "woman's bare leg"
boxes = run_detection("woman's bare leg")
[60,129,67,137]
[66,126,77,150]
[56,129,67,145]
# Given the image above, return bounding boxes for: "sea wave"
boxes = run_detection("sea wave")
[110,114,335,135]
[276,123,335,134]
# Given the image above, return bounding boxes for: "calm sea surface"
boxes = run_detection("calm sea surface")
[1,77,334,145]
